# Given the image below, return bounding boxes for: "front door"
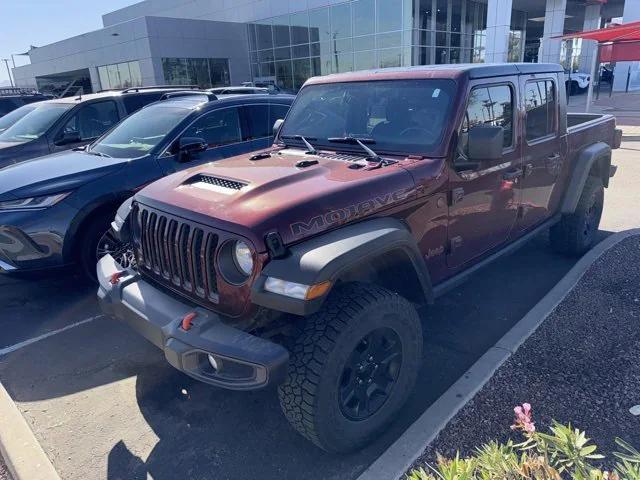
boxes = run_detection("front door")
[51,100,120,152]
[446,80,521,269]
[516,75,563,231]
[159,106,249,174]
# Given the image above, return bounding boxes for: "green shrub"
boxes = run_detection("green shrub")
[407,404,640,480]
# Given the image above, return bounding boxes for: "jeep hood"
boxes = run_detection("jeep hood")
[0,150,130,201]
[136,149,432,251]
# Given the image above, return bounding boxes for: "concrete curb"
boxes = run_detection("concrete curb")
[0,383,60,480]
[356,229,640,480]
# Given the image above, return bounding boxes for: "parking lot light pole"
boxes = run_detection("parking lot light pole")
[2,59,14,87]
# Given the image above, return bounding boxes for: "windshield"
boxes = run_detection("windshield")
[90,104,192,158]
[280,79,455,155]
[0,103,72,143]
[0,104,38,133]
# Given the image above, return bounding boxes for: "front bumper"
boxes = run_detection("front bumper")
[97,254,289,390]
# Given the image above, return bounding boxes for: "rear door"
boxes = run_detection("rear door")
[516,75,563,231]
[446,79,521,268]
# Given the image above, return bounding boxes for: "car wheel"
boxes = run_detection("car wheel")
[278,282,423,453]
[550,176,604,256]
[79,216,133,281]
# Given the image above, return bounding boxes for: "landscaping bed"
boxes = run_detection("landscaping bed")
[410,235,640,474]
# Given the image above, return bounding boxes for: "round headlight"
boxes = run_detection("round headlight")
[233,241,254,276]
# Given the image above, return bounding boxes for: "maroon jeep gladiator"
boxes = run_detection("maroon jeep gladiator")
[98,63,621,452]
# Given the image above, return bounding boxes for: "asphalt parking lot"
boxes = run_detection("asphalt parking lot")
[1,139,639,480]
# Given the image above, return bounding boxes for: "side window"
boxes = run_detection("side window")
[182,108,242,147]
[460,84,514,156]
[244,105,270,139]
[524,80,556,141]
[61,101,119,140]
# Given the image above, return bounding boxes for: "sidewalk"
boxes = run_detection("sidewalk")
[410,234,640,473]
[568,91,640,127]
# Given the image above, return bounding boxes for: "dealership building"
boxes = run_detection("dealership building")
[11,0,640,96]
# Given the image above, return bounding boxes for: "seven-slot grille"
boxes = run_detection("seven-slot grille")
[134,204,219,304]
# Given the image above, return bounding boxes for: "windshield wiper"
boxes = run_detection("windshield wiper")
[280,134,318,155]
[86,150,111,158]
[328,136,382,163]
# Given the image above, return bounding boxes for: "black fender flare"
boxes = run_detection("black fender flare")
[250,217,433,316]
[561,142,611,215]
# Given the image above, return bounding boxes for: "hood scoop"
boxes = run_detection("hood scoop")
[184,174,248,195]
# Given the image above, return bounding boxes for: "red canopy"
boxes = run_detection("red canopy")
[560,21,640,62]
[561,21,640,43]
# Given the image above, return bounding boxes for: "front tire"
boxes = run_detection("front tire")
[550,176,604,256]
[79,215,133,281]
[278,282,423,453]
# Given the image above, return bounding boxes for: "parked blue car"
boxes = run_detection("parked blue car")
[0,93,293,278]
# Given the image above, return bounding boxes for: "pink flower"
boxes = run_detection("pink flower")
[511,403,535,433]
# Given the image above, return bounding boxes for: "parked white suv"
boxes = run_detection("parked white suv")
[564,71,590,94]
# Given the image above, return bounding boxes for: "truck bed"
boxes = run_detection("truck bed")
[567,112,617,154]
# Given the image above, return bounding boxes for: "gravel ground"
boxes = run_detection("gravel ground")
[412,235,640,472]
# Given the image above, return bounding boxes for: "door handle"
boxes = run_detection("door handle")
[547,153,561,161]
[503,168,523,180]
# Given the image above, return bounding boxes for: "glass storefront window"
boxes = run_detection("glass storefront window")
[293,58,311,89]
[331,3,352,39]
[162,58,230,88]
[377,0,402,33]
[290,11,310,45]
[292,44,311,59]
[354,35,376,52]
[377,31,402,49]
[353,0,375,36]
[275,46,291,61]
[335,53,354,73]
[257,22,273,50]
[378,48,402,68]
[354,50,377,70]
[99,61,143,90]
[275,60,293,90]
[436,0,448,31]
[273,15,291,48]
[247,0,500,89]
[129,61,142,87]
[309,7,330,43]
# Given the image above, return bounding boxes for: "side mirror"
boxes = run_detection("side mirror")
[55,132,81,146]
[272,119,284,137]
[467,126,504,163]
[178,137,207,162]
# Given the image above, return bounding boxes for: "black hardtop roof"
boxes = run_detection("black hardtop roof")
[307,62,564,85]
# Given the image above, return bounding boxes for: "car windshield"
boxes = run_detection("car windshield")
[0,104,38,133]
[0,103,72,143]
[279,79,455,155]
[90,104,192,158]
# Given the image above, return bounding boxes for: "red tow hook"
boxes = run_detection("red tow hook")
[109,271,126,285]
[181,312,197,331]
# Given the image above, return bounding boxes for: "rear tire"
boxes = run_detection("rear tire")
[278,282,422,453]
[550,176,604,256]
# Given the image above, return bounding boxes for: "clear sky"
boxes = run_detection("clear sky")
[0,0,137,85]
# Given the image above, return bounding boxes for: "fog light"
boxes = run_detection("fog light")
[207,354,222,372]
